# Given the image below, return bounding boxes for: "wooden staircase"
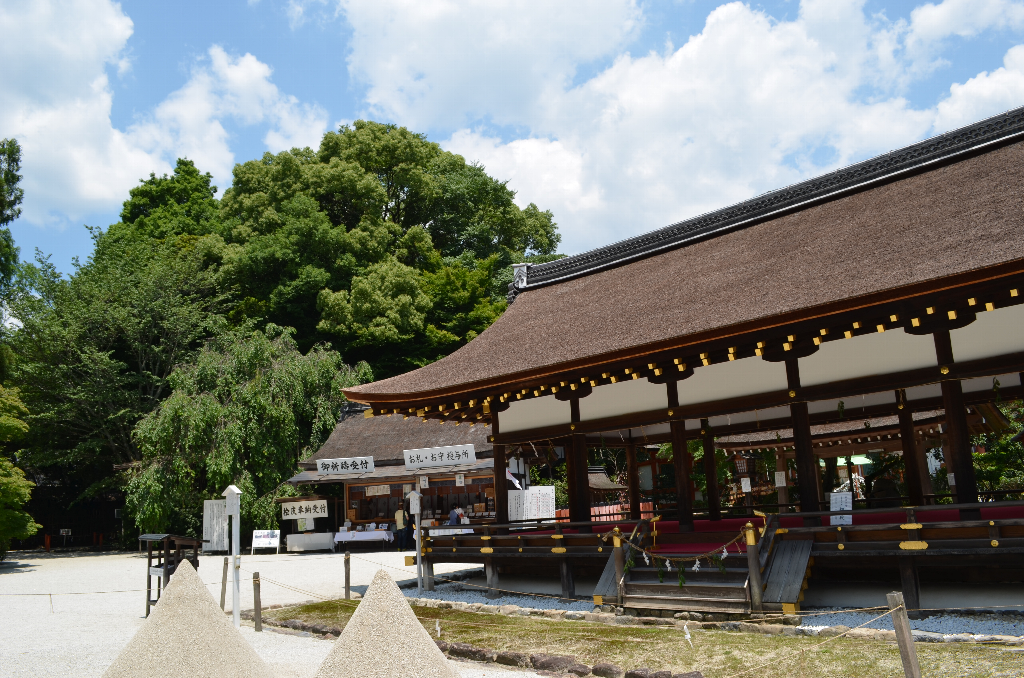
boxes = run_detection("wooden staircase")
[621,557,751,613]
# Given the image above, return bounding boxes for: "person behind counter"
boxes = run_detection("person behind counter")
[394,503,409,551]
[448,504,463,526]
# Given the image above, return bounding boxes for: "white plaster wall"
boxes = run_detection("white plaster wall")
[951,304,1024,362]
[676,356,788,406]
[798,329,936,387]
[498,395,571,433]
[579,377,669,421]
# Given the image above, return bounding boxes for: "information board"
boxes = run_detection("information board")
[203,499,228,551]
[829,492,853,525]
[252,530,280,549]
[508,486,556,521]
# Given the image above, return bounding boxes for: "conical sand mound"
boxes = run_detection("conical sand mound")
[315,569,459,678]
[103,559,272,678]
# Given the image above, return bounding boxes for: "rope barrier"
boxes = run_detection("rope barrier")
[720,607,897,678]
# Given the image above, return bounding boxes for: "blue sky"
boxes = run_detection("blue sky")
[4,0,1024,273]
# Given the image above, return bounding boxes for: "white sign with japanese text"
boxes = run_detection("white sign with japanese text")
[403,444,475,469]
[774,471,787,488]
[281,499,328,520]
[365,484,391,497]
[315,456,374,475]
[829,492,853,526]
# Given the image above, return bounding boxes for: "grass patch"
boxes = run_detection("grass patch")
[264,601,1020,678]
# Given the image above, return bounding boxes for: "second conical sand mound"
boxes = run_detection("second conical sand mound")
[315,569,459,678]
[103,559,272,678]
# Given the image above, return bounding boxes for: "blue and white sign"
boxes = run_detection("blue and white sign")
[403,444,475,470]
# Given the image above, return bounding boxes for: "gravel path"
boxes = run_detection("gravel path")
[410,581,593,611]
[800,607,1024,636]
[0,549,503,678]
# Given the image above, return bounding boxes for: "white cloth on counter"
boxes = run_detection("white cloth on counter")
[334,530,394,543]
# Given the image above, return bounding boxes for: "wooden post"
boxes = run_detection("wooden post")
[559,559,576,600]
[424,560,435,591]
[897,391,925,507]
[344,551,351,600]
[625,443,641,520]
[887,591,922,678]
[253,572,262,632]
[933,330,979,515]
[898,556,921,620]
[670,419,694,532]
[776,453,790,512]
[613,530,625,605]
[702,419,721,521]
[220,556,229,611]
[567,399,591,528]
[745,522,763,612]
[493,443,510,528]
[786,359,820,524]
[484,557,499,599]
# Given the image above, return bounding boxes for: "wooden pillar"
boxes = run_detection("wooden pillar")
[933,330,979,509]
[898,556,922,620]
[559,559,576,600]
[670,419,694,532]
[568,398,592,531]
[701,419,721,521]
[897,391,925,507]
[493,443,509,526]
[625,442,641,520]
[775,453,790,512]
[786,359,820,523]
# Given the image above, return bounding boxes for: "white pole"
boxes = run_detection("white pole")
[416,510,423,595]
[232,514,240,628]
[222,484,242,628]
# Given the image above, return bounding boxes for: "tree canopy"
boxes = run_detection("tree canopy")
[7,120,562,538]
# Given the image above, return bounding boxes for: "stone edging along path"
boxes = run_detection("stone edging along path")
[243,596,1024,675]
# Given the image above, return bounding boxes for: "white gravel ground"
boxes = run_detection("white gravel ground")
[410,581,593,611]
[800,607,1024,636]
[0,549,525,678]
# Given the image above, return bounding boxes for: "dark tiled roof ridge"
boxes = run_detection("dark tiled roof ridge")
[512,105,1024,297]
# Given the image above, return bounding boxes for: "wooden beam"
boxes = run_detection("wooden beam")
[702,418,721,521]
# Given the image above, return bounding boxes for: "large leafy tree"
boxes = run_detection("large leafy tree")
[10,234,224,502]
[127,324,370,535]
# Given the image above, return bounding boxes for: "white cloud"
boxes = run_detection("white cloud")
[343,0,1024,254]
[339,0,642,131]
[0,0,328,231]
[0,0,164,227]
[934,44,1024,132]
[129,46,330,185]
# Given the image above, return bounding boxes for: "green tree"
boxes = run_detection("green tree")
[10,234,224,502]
[0,384,35,562]
[117,158,220,238]
[126,324,370,536]
[0,138,23,298]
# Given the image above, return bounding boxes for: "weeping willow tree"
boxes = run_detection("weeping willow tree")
[125,323,371,536]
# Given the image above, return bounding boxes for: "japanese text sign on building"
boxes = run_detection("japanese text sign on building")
[315,456,374,475]
[281,499,328,520]
[403,444,475,470]
[829,492,853,526]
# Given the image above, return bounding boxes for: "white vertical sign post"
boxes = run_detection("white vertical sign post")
[408,489,422,594]
[223,484,242,628]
